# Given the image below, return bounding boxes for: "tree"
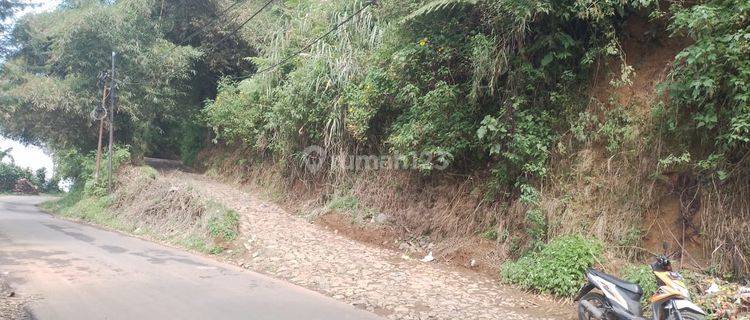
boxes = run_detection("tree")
[0,0,28,57]
[0,0,201,155]
[34,167,46,187]
[0,147,13,163]
[0,0,258,161]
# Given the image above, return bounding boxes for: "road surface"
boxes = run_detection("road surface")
[0,195,381,320]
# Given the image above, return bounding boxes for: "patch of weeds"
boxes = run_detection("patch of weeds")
[326,192,374,222]
[617,227,643,246]
[48,190,126,230]
[621,264,658,305]
[570,111,598,143]
[207,246,224,255]
[480,228,498,241]
[507,235,520,252]
[206,201,240,242]
[327,193,360,212]
[140,166,158,179]
[519,185,547,246]
[184,235,209,253]
[500,235,603,297]
[525,208,547,245]
[42,189,84,212]
[598,106,636,153]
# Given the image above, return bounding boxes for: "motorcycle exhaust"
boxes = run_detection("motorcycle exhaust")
[580,300,605,319]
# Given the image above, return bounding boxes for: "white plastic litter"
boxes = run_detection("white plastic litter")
[421,251,434,262]
[706,282,720,294]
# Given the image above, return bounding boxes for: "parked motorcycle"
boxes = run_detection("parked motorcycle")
[575,243,706,320]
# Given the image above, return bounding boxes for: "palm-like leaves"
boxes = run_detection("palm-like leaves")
[403,0,480,23]
[0,147,14,164]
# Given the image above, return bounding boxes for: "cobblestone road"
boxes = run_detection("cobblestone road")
[169,171,573,320]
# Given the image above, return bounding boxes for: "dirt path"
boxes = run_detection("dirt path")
[163,170,574,320]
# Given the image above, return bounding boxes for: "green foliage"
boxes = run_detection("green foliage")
[54,145,131,195]
[327,193,361,212]
[0,0,202,153]
[206,0,383,163]
[342,67,397,143]
[177,120,204,167]
[0,162,33,192]
[0,0,28,57]
[621,264,658,304]
[205,200,240,243]
[478,107,556,187]
[34,168,46,188]
[387,82,474,170]
[480,228,498,241]
[0,0,259,162]
[500,235,603,297]
[598,106,636,153]
[204,0,646,194]
[49,190,123,229]
[402,0,478,23]
[617,227,643,246]
[327,192,376,221]
[662,0,750,176]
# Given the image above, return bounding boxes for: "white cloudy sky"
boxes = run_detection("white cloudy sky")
[15,0,60,18]
[1,0,61,175]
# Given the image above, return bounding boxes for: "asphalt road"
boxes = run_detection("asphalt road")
[0,195,381,320]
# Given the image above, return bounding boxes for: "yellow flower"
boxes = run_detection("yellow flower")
[418,38,428,46]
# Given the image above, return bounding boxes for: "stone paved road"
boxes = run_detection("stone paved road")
[167,171,574,320]
[0,195,381,320]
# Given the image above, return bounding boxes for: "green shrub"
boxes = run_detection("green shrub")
[621,264,658,304]
[662,0,750,176]
[55,145,131,195]
[327,194,361,212]
[480,228,498,241]
[0,162,33,192]
[178,120,204,167]
[202,0,648,189]
[205,201,240,243]
[500,235,603,297]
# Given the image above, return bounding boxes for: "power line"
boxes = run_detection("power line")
[118,0,271,86]
[158,0,251,60]
[232,0,374,81]
[176,0,248,49]
[207,0,276,52]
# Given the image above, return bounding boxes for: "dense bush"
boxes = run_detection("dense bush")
[55,145,132,195]
[621,264,658,304]
[500,235,603,297]
[204,0,652,189]
[0,162,32,192]
[660,0,750,177]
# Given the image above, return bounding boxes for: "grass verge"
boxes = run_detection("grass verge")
[42,166,241,256]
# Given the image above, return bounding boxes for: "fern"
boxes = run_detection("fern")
[403,0,480,23]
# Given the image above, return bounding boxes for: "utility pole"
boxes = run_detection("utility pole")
[94,85,108,181]
[107,52,116,192]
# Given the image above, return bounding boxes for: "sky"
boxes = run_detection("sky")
[0,137,55,175]
[17,0,60,17]
[1,0,62,176]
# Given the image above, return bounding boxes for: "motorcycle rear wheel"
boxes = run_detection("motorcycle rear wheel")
[578,292,615,320]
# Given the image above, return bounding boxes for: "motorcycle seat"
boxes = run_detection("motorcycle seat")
[589,269,643,295]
